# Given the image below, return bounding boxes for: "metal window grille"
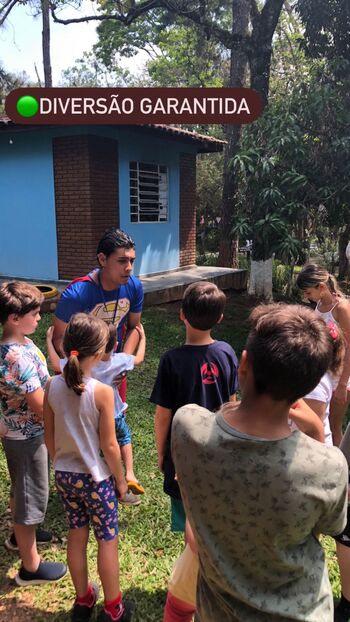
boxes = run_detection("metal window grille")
[130,161,168,223]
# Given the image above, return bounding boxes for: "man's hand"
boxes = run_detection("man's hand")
[135,324,145,339]
[46,325,54,341]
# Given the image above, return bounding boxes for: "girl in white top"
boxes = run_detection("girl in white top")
[43,313,131,622]
[303,319,345,447]
[297,264,350,446]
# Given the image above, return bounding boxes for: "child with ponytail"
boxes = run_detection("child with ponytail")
[297,264,350,446]
[43,313,133,622]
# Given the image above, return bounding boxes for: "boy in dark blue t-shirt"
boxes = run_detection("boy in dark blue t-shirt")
[150,281,239,532]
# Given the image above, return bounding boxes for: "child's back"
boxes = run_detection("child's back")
[44,313,132,622]
[173,404,345,621]
[47,374,111,482]
[150,283,238,505]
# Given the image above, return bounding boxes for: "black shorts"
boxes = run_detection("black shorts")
[334,504,350,547]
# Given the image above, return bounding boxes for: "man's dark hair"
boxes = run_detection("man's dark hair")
[246,303,333,404]
[97,228,135,258]
[0,281,43,324]
[105,324,118,354]
[182,281,226,331]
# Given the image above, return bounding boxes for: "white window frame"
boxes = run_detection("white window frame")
[130,161,168,223]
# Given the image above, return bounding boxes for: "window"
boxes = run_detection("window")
[130,161,168,223]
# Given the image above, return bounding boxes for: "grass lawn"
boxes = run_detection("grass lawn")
[0,293,341,621]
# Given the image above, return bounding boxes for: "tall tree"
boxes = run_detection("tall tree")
[0,0,52,86]
[51,0,286,269]
[296,0,350,277]
[41,0,52,86]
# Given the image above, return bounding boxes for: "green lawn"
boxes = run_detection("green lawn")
[0,293,341,620]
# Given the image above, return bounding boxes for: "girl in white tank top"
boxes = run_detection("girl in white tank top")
[297,264,350,448]
[44,313,131,622]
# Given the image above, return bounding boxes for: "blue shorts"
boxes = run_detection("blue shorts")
[115,413,131,446]
[55,471,118,541]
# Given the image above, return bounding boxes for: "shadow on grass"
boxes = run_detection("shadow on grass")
[0,572,166,622]
[0,597,70,622]
[123,587,167,622]
[0,589,167,622]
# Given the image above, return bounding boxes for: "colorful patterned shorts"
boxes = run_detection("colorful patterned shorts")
[55,471,118,541]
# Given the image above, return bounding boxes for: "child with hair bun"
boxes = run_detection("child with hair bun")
[44,313,133,622]
[297,264,350,446]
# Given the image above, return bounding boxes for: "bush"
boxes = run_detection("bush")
[272,260,301,299]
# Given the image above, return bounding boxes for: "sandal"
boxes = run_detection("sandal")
[127,480,145,495]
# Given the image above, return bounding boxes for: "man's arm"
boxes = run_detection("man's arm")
[122,312,142,354]
[127,311,141,329]
[52,316,68,357]
[154,405,173,472]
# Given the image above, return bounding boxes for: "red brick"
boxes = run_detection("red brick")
[53,135,119,280]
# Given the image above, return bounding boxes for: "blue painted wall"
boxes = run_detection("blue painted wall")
[0,125,197,279]
[0,131,58,280]
[117,128,183,275]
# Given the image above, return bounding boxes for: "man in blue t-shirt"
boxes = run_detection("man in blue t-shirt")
[53,228,143,358]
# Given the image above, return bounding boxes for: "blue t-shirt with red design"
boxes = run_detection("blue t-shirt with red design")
[55,269,144,347]
[150,340,239,498]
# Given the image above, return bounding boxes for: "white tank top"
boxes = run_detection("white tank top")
[48,375,111,482]
[315,299,350,391]
[315,300,339,325]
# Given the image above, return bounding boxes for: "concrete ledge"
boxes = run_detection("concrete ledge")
[141,266,248,306]
[1,266,248,311]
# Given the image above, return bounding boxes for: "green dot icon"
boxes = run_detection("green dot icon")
[16,95,39,118]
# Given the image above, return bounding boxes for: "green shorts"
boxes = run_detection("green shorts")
[171,497,186,532]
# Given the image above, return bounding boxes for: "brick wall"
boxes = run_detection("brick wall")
[179,152,196,267]
[53,135,119,280]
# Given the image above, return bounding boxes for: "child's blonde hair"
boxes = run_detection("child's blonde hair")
[63,313,109,396]
[296,264,344,297]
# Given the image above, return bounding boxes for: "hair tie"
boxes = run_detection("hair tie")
[70,350,79,357]
[327,321,338,340]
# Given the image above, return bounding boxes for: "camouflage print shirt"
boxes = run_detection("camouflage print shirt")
[172,405,348,622]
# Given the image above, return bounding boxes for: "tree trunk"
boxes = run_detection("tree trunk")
[246,0,285,295]
[218,0,250,268]
[41,0,52,87]
[250,0,285,107]
[339,224,350,280]
[248,258,273,300]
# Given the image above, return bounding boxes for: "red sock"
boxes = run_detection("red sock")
[75,583,95,607]
[163,592,196,622]
[104,592,124,621]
